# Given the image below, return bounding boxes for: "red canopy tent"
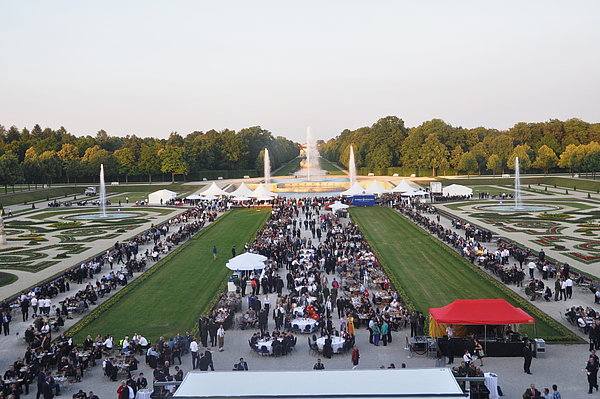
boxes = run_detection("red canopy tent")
[429,299,535,338]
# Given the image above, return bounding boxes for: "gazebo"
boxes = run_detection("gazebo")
[200,182,229,197]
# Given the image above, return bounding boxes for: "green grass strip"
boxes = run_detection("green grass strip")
[350,207,581,343]
[68,208,270,343]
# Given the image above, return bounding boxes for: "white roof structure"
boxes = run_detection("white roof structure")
[250,183,276,198]
[330,201,350,212]
[186,194,202,200]
[365,180,389,195]
[229,182,253,197]
[174,369,465,399]
[200,182,228,197]
[391,179,417,193]
[225,252,267,271]
[148,189,176,205]
[231,196,251,202]
[402,189,429,197]
[341,182,367,196]
[442,184,473,197]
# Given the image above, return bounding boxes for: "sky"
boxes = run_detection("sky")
[1,1,599,143]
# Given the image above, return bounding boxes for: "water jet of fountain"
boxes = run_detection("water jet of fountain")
[306,127,313,181]
[349,145,357,184]
[99,164,107,217]
[514,157,522,210]
[264,148,271,185]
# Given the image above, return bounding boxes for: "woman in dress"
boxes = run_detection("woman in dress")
[473,339,484,366]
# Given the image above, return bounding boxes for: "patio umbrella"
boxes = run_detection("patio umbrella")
[226,252,268,271]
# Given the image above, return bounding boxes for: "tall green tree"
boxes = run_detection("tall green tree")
[420,134,449,176]
[507,144,532,171]
[114,147,137,183]
[486,154,502,175]
[0,153,24,193]
[533,145,558,174]
[138,144,162,182]
[160,146,188,183]
[458,152,478,176]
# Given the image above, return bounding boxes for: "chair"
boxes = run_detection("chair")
[259,346,270,356]
[304,325,312,333]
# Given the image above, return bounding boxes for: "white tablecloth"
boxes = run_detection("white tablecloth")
[256,338,283,355]
[292,317,317,332]
[316,336,345,352]
[137,389,152,399]
[293,306,305,316]
[484,372,499,399]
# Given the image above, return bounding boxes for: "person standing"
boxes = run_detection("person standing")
[20,297,30,321]
[565,277,573,299]
[212,245,217,260]
[381,321,389,346]
[586,356,599,394]
[373,323,381,346]
[231,246,236,258]
[351,345,360,369]
[551,384,561,399]
[2,311,11,336]
[190,339,199,369]
[554,279,561,301]
[523,341,533,375]
[217,325,225,352]
[234,358,248,370]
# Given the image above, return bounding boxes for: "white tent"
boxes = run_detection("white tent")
[392,179,417,193]
[231,196,251,202]
[174,369,466,399]
[341,182,366,196]
[365,180,390,195]
[225,252,268,271]
[255,196,274,201]
[402,190,429,197]
[148,189,177,205]
[229,182,253,197]
[200,195,217,201]
[329,201,350,212]
[200,182,228,197]
[186,194,202,200]
[250,183,276,198]
[442,184,473,196]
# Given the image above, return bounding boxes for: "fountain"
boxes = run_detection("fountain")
[99,164,107,217]
[480,156,555,212]
[514,156,522,209]
[70,164,139,220]
[349,145,357,184]
[264,148,271,185]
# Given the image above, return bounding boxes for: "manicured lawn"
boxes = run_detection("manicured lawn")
[274,158,302,176]
[433,176,600,192]
[350,207,580,342]
[0,187,83,207]
[69,208,270,343]
[319,158,346,175]
[0,272,17,287]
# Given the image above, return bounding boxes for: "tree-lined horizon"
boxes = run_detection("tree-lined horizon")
[320,116,600,176]
[0,125,299,187]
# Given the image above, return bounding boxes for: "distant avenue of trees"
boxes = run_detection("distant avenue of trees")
[320,116,600,177]
[0,124,299,188]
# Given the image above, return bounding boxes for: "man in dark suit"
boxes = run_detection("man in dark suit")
[137,373,148,390]
[522,384,541,399]
[198,353,210,371]
[233,358,248,371]
[523,342,533,374]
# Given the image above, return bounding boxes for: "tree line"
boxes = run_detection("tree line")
[0,124,299,187]
[320,116,600,176]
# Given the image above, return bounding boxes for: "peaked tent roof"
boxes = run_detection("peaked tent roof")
[229,182,253,197]
[429,299,535,325]
[442,184,473,196]
[391,179,417,193]
[200,182,228,196]
[341,182,367,196]
[250,183,276,198]
[365,180,389,195]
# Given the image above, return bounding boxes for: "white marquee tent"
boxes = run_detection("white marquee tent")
[365,180,389,195]
[442,184,473,196]
[229,182,253,197]
[250,183,276,198]
[391,179,417,193]
[200,182,228,197]
[148,189,177,205]
[174,369,466,399]
[341,182,366,196]
[330,201,350,212]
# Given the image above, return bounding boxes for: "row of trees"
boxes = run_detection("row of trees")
[320,117,600,176]
[0,125,299,187]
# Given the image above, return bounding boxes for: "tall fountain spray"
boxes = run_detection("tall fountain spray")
[264,148,271,185]
[99,164,107,217]
[349,145,357,184]
[306,127,313,181]
[514,156,522,210]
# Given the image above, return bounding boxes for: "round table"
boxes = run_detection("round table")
[292,317,317,333]
[137,388,152,399]
[316,336,345,352]
[293,306,305,316]
[256,338,283,355]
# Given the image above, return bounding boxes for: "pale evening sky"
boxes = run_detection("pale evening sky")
[1,1,599,143]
